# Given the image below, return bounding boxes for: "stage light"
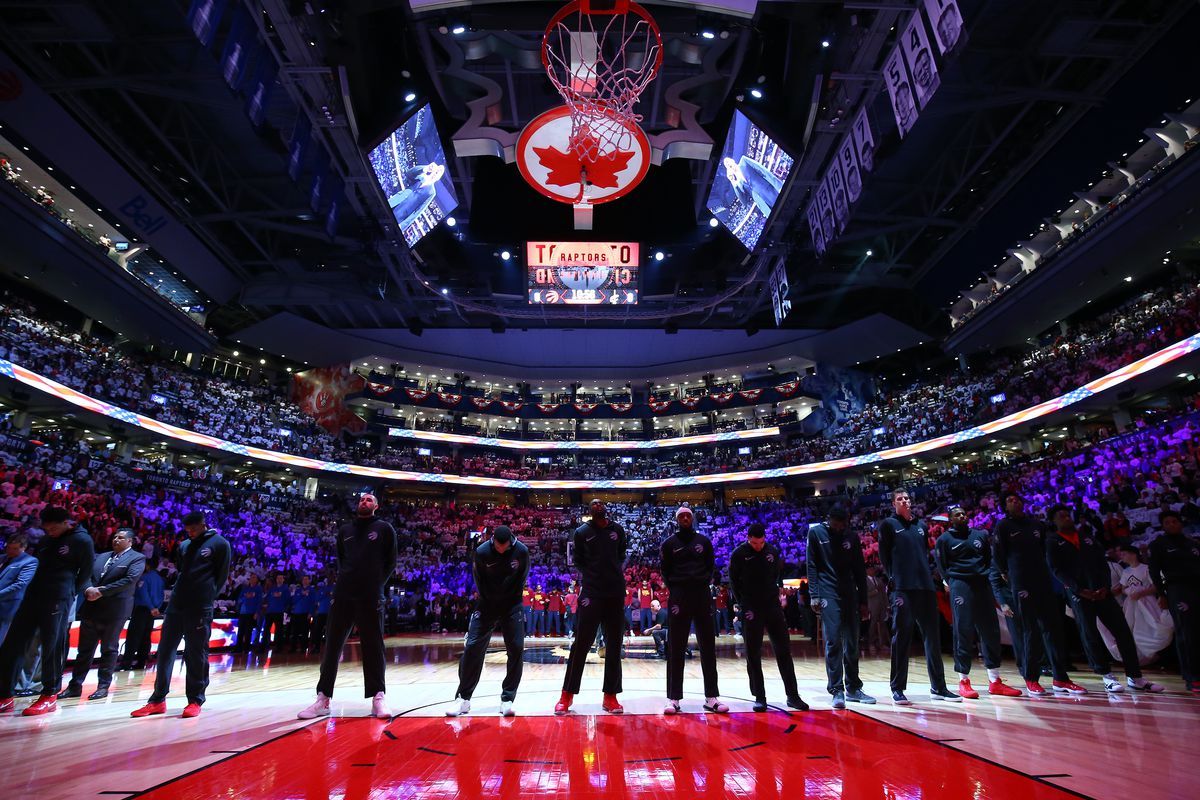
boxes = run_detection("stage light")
[441,287,449,295]
[501,250,512,261]
[709,217,719,228]
[866,249,873,257]
[445,216,456,227]
[232,350,239,356]
[1124,275,1133,282]
[654,251,665,261]
[451,25,466,35]
[404,92,417,102]
[821,39,831,48]
[749,88,763,99]
[701,30,715,39]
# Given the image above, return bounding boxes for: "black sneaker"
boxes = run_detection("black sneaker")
[831,691,846,709]
[752,696,768,712]
[845,689,877,704]
[892,690,912,706]
[930,687,963,702]
[786,695,809,711]
[56,685,82,699]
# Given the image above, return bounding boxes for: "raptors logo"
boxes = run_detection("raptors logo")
[580,597,591,607]
[972,539,983,549]
[670,605,681,616]
[57,544,69,556]
[1083,538,1093,546]
[510,560,519,570]
[199,548,212,558]
[693,543,704,554]
[368,531,378,541]
[1033,531,1042,539]
[745,610,756,621]
[1017,590,1030,599]
[1179,602,1191,613]
[765,553,775,563]
[610,532,619,541]
[953,596,965,606]
[892,595,905,608]
[841,540,852,550]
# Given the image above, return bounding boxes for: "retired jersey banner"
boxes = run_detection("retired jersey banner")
[825,161,850,233]
[901,10,941,110]
[807,200,827,256]
[852,107,876,173]
[837,135,863,204]
[882,45,918,138]
[923,0,965,55]
[816,180,836,246]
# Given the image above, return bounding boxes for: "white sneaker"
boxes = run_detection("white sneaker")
[1103,675,1124,693]
[499,700,514,717]
[702,697,730,714]
[1128,677,1165,693]
[663,699,681,715]
[445,699,471,717]
[370,692,391,718]
[297,692,331,719]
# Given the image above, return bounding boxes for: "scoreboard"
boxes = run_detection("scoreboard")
[526,241,639,305]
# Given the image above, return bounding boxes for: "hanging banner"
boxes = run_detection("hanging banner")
[471,397,494,409]
[366,381,391,395]
[405,388,429,403]
[499,400,523,412]
[291,365,366,435]
[825,162,849,233]
[769,261,792,327]
[816,180,836,247]
[882,45,918,138]
[679,396,701,409]
[923,0,965,55]
[187,0,227,49]
[739,389,763,402]
[219,4,254,90]
[287,113,311,182]
[837,135,863,204]
[324,175,343,240]
[537,403,560,414]
[900,10,941,110]
[712,392,735,405]
[852,107,876,173]
[574,402,598,414]
[244,55,276,129]
[608,402,632,413]
[648,399,672,413]
[437,392,461,406]
[310,148,330,213]
[806,201,827,256]
[775,381,799,397]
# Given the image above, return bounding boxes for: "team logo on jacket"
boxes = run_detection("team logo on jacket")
[1033,531,1042,539]
[842,540,852,550]
[670,604,681,616]
[1083,538,1093,546]
[368,531,378,541]
[765,553,775,563]
[610,532,619,541]
[1179,602,1191,613]
[745,609,756,621]
[818,598,828,609]
[200,548,212,558]
[954,596,965,606]
[580,597,591,607]
[1192,548,1199,557]
[510,560,519,570]
[892,595,904,608]
[1017,590,1030,599]
[57,545,69,555]
[693,543,704,554]
[973,539,983,549]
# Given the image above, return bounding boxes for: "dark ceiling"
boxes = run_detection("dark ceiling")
[0,0,1194,356]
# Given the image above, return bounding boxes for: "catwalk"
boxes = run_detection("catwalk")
[2,635,1196,799]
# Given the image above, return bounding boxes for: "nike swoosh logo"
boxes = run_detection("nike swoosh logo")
[952,544,964,550]
[673,547,685,553]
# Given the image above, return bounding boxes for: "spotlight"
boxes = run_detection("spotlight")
[654,251,665,262]
[709,217,719,228]
[441,287,449,295]
[701,30,716,40]
[866,249,874,257]
[821,39,831,48]
[501,250,511,261]
[1124,275,1133,282]
[445,216,456,227]
[404,92,417,102]
[749,88,763,99]
[451,25,466,35]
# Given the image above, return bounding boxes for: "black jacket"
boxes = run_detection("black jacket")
[730,540,786,608]
[805,523,868,602]
[572,519,627,599]
[169,530,231,611]
[473,539,530,611]
[1046,530,1113,597]
[79,549,146,620]
[30,526,95,600]
[879,515,936,592]
[934,527,992,580]
[660,527,715,589]
[334,517,398,596]
[1147,533,1200,594]
[993,513,1054,595]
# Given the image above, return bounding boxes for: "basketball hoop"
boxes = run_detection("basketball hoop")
[541,0,663,166]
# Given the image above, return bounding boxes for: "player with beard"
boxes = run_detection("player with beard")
[661,507,728,715]
[555,499,627,715]
[297,494,397,719]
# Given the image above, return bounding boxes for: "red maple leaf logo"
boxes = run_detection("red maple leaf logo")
[533,131,635,191]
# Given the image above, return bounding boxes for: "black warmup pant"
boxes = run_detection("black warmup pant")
[262,612,285,651]
[1003,612,1025,676]
[562,594,625,695]
[123,606,155,667]
[819,593,862,695]
[316,593,387,698]
[1167,585,1199,685]
[0,591,73,697]
[311,613,328,651]
[948,577,1002,675]
[743,601,799,699]
[1014,590,1070,682]
[149,606,214,705]
[455,604,524,702]
[69,608,131,690]
[1069,594,1141,678]
[667,584,719,701]
[235,614,257,652]
[288,615,311,651]
[889,589,948,693]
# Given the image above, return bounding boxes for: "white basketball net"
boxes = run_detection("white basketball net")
[543,1,661,165]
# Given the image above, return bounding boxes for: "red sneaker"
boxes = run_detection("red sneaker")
[182,703,202,718]
[131,701,167,718]
[988,679,1023,697]
[22,695,57,716]
[957,678,979,699]
[554,691,573,716]
[602,693,624,714]
[0,697,14,713]
[1025,680,1048,697]
[1052,680,1088,696]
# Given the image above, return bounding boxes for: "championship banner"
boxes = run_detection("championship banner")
[648,399,672,413]
[852,107,876,173]
[712,392,734,405]
[837,135,863,204]
[825,162,849,233]
[882,45,918,138]
[923,0,965,55]
[806,200,827,256]
[609,402,632,413]
[437,392,462,405]
[405,388,429,403]
[471,397,494,409]
[537,403,560,414]
[900,10,941,110]
[574,402,598,414]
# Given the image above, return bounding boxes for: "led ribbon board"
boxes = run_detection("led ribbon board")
[2,330,1197,488]
[386,426,781,450]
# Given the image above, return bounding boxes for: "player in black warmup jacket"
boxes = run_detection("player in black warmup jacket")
[731,523,808,712]
[806,506,874,709]
[1148,510,1200,692]
[879,489,960,705]
[446,526,530,717]
[0,506,94,716]
[660,507,728,714]
[297,494,397,719]
[934,506,1023,699]
[556,499,627,715]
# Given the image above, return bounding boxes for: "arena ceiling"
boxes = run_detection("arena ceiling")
[0,0,1194,367]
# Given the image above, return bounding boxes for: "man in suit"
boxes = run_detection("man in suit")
[0,533,38,647]
[60,528,146,700]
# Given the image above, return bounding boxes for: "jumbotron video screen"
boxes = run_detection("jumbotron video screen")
[526,241,639,305]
